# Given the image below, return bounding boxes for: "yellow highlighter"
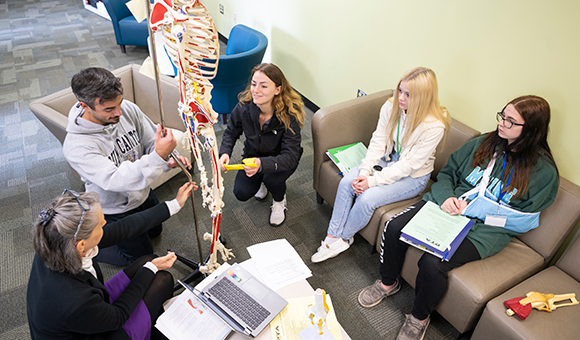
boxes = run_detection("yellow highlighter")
[224,158,258,171]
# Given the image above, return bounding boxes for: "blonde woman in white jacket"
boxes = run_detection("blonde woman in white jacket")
[312,67,450,263]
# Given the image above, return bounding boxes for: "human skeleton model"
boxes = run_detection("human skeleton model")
[504,291,579,320]
[150,0,233,273]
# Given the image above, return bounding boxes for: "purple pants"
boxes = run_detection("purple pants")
[105,271,151,340]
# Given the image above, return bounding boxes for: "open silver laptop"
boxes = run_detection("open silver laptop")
[180,263,287,338]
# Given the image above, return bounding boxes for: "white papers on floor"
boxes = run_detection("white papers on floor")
[247,239,312,291]
[155,264,232,340]
[270,295,342,340]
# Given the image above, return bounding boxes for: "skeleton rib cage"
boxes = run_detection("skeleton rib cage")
[151,0,234,273]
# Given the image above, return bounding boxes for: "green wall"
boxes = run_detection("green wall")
[204,0,580,186]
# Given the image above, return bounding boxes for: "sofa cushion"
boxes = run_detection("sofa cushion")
[472,266,580,340]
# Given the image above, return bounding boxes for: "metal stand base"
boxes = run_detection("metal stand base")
[170,251,207,291]
[170,235,227,292]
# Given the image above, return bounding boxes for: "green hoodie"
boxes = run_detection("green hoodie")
[423,135,559,258]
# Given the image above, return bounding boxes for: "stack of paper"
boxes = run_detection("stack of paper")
[247,239,312,291]
[155,290,231,340]
[400,201,474,261]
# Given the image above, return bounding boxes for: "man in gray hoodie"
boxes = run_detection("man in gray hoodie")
[63,67,190,265]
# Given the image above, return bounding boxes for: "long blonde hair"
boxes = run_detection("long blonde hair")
[239,63,306,134]
[387,67,449,146]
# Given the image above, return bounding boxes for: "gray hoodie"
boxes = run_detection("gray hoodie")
[63,100,168,214]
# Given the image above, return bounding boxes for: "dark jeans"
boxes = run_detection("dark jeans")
[379,200,481,320]
[96,189,162,266]
[233,168,296,202]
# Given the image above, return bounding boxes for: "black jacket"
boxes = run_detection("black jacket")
[27,203,170,340]
[219,102,303,173]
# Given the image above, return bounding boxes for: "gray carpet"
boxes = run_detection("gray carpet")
[0,0,469,339]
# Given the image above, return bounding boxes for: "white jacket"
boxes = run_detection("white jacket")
[359,99,446,187]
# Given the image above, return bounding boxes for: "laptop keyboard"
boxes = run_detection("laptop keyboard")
[209,277,271,330]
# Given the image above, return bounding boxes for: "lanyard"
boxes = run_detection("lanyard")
[498,154,515,203]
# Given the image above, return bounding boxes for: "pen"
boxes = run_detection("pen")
[442,247,451,262]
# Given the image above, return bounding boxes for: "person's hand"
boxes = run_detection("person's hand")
[219,154,230,172]
[441,197,467,215]
[244,158,261,177]
[168,155,192,169]
[175,182,197,207]
[154,124,177,160]
[352,175,369,196]
[151,251,177,271]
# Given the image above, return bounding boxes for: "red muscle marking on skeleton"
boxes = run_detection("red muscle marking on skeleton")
[150,0,233,273]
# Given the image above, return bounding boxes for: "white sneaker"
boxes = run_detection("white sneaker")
[270,195,287,226]
[311,237,353,263]
[255,182,268,200]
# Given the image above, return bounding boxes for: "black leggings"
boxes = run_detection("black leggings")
[379,200,481,320]
[123,255,173,340]
[233,167,296,202]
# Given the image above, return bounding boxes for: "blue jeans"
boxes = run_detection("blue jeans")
[327,157,430,240]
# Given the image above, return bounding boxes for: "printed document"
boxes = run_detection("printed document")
[247,239,312,291]
[155,289,231,340]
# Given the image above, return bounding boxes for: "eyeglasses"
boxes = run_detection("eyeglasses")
[62,189,90,242]
[496,111,525,129]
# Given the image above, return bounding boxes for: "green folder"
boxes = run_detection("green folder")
[326,142,368,174]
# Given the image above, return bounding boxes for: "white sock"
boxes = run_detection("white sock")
[324,236,339,245]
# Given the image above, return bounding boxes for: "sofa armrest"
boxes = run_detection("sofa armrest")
[29,87,79,145]
[312,89,393,193]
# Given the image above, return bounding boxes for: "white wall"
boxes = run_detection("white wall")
[203,0,580,186]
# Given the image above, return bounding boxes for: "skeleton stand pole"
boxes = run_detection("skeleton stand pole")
[145,0,205,270]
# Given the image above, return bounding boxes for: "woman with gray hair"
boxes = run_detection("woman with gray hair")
[27,182,195,340]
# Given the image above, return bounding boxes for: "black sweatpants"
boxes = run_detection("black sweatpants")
[379,200,481,320]
[233,167,296,202]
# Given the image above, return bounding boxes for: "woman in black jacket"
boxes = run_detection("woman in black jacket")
[219,63,306,226]
[27,182,195,340]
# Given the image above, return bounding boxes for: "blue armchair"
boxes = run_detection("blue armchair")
[102,0,149,53]
[210,24,268,122]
